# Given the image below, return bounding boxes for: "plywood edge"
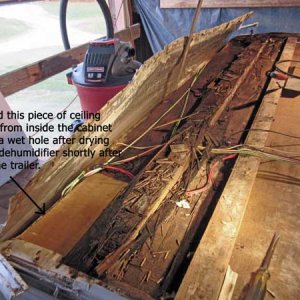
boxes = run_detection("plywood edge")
[175,37,297,300]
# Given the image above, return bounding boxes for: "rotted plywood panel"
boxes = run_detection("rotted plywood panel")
[18,174,127,256]
[1,13,251,241]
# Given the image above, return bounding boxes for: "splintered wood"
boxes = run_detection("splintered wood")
[1,13,251,241]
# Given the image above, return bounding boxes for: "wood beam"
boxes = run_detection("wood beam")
[161,0,300,8]
[0,24,141,97]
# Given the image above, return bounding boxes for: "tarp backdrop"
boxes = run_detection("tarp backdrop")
[134,0,300,53]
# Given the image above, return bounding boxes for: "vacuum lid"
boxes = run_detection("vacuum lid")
[70,38,141,87]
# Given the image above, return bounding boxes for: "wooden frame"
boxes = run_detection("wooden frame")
[0,24,140,97]
[161,0,300,8]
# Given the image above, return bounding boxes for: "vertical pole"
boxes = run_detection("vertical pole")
[177,0,204,86]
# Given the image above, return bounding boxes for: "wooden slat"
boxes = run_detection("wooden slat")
[175,37,297,300]
[0,23,140,97]
[161,0,300,8]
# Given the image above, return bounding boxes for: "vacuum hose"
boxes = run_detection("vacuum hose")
[59,0,115,50]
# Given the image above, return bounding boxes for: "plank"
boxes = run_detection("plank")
[175,37,297,300]
[18,174,127,256]
[95,153,191,276]
[0,24,141,97]
[161,0,300,8]
[159,36,284,296]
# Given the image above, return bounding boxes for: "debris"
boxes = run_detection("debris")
[170,144,189,153]
[176,199,191,209]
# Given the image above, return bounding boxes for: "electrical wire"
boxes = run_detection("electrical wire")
[171,67,203,137]
[60,70,204,197]
[116,143,163,150]
[61,165,134,196]
[210,145,300,165]
[110,144,164,165]
[103,165,134,179]
[275,59,300,80]
[187,143,300,197]
[104,70,203,167]
[186,154,237,197]
[230,128,300,140]
[153,112,199,130]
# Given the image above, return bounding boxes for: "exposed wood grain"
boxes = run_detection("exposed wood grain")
[0,24,141,97]
[0,13,251,242]
[161,0,300,8]
[159,36,284,296]
[175,37,297,300]
[18,174,127,256]
[209,40,267,126]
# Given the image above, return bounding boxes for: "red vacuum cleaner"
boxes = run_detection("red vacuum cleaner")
[67,38,141,114]
[60,0,141,115]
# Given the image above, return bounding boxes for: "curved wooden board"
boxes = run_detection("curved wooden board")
[0,13,252,240]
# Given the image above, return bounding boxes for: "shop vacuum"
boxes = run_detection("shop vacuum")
[67,38,141,114]
[60,0,141,117]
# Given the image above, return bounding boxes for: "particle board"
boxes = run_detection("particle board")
[175,37,297,300]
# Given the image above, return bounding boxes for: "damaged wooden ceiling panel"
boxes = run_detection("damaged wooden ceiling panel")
[0,13,252,241]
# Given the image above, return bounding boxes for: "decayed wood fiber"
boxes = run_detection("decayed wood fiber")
[1,13,252,240]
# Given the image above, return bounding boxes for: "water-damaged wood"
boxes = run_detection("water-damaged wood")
[0,13,251,241]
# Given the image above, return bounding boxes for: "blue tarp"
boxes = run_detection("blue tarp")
[134,0,300,53]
